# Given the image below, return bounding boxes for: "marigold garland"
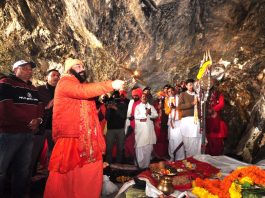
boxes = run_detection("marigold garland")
[193,166,265,198]
[192,186,218,198]
[229,182,242,198]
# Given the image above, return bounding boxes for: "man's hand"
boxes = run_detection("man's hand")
[112,80,124,90]
[45,99,54,110]
[146,108,151,115]
[28,118,42,132]
[192,96,198,105]
[103,162,109,169]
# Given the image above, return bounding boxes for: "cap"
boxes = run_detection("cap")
[12,60,36,70]
[64,58,84,74]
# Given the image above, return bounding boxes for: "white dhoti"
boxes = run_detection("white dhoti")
[135,145,153,169]
[168,120,185,161]
[180,116,201,157]
[182,136,201,157]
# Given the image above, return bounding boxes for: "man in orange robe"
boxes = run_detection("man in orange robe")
[44,58,124,198]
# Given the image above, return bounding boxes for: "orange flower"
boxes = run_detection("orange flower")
[193,166,265,198]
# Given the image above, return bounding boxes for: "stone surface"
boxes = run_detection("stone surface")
[0,0,264,162]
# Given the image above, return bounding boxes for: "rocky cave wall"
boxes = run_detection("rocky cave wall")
[0,0,264,163]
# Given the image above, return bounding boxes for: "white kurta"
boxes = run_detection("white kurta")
[167,95,185,161]
[134,103,158,148]
[134,102,158,168]
[124,99,134,135]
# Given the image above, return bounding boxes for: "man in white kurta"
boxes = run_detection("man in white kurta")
[134,94,158,169]
[167,87,185,161]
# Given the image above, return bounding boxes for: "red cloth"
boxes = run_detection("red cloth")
[206,137,224,156]
[206,92,228,138]
[206,92,228,155]
[131,88,143,97]
[138,157,220,191]
[44,160,103,198]
[40,139,48,168]
[206,118,228,138]
[119,90,127,97]
[153,101,168,158]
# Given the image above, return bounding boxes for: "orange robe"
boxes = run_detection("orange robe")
[44,139,103,198]
[44,75,113,198]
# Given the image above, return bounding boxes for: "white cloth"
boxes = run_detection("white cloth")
[167,95,185,161]
[168,120,181,140]
[102,175,118,195]
[134,102,158,148]
[168,139,185,161]
[180,116,201,137]
[183,136,201,157]
[124,99,134,134]
[136,145,153,168]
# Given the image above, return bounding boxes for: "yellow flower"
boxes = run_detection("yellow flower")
[240,177,253,185]
[192,187,219,198]
[236,166,246,170]
[229,182,242,198]
[216,172,222,178]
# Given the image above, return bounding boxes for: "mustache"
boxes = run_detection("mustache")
[69,69,87,83]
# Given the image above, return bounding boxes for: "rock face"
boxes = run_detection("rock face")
[0,0,264,162]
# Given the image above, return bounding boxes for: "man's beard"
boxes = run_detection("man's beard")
[69,69,87,83]
[133,97,140,102]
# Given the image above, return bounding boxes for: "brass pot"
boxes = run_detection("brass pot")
[157,176,175,195]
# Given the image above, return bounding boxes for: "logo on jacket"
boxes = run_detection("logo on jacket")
[27,92,32,98]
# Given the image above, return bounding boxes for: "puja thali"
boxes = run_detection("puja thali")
[149,161,178,177]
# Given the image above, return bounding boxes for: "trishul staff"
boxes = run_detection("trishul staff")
[196,50,213,154]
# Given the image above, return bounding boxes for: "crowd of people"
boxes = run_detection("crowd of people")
[0,58,228,198]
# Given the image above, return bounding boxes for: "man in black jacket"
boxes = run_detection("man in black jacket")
[0,60,43,198]
[31,69,60,173]
[105,91,128,164]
